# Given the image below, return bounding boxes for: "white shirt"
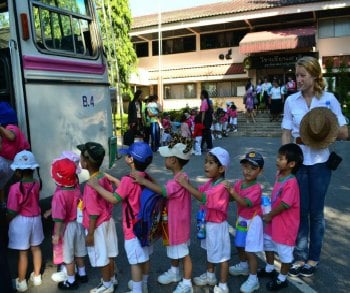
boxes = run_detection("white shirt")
[282,91,347,165]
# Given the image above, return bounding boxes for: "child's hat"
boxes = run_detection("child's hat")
[119,142,153,163]
[51,158,77,187]
[77,142,105,164]
[240,151,264,168]
[209,147,230,169]
[159,143,191,160]
[11,150,39,170]
[0,102,18,124]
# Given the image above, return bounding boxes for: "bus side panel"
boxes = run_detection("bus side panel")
[25,83,112,197]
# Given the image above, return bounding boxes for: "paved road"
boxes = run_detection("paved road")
[5,136,350,293]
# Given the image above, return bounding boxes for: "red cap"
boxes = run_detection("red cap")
[51,158,77,187]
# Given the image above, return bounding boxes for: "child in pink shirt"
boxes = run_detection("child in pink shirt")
[7,150,43,292]
[193,114,205,156]
[177,147,231,293]
[260,143,303,291]
[51,158,88,290]
[228,151,264,293]
[133,140,193,293]
[77,142,118,293]
[88,142,154,293]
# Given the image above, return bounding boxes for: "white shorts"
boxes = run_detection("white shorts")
[237,215,263,253]
[125,237,153,265]
[0,157,13,189]
[8,215,44,250]
[166,241,190,260]
[201,221,231,263]
[214,123,222,131]
[63,222,87,264]
[161,132,171,143]
[86,218,118,267]
[263,234,294,263]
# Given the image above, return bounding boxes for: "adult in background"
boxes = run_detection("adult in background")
[146,95,161,152]
[281,56,348,278]
[127,89,144,137]
[261,77,272,112]
[200,90,213,151]
[269,79,284,122]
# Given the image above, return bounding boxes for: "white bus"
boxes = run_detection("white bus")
[0,0,115,197]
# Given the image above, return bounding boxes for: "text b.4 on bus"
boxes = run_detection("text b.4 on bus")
[82,96,94,107]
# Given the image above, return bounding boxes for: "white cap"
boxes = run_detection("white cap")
[209,147,230,169]
[11,150,39,170]
[159,143,191,160]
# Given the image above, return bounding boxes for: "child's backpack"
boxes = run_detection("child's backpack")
[126,183,166,247]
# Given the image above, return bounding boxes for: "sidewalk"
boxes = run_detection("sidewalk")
[4,136,350,292]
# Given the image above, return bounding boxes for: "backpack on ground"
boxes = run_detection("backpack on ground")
[126,184,166,247]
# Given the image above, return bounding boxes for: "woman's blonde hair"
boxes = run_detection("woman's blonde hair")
[296,56,325,98]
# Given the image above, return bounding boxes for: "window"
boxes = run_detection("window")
[152,35,196,55]
[134,42,148,57]
[31,0,98,57]
[164,84,196,99]
[0,11,9,48]
[202,80,246,97]
[200,30,246,49]
[319,17,350,38]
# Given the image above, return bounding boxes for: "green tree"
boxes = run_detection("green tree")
[97,0,137,97]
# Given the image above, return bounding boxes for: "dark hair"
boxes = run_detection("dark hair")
[207,153,225,178]
[194,113,201,123]
[177,157,189,167]
[134,90,142,101]
[278,143,304,174]
[180,114,187,123]
[133,156,153,172]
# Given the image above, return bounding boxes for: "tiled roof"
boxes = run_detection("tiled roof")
[147,63,245,81]
[132,0,330,29]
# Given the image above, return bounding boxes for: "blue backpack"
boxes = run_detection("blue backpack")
[126,183,166,247]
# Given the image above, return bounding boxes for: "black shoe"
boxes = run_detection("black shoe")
[75,274,89,283]
[300,264,317,277]
[58,280,79,290]
[288,263,303,277]
[257,268,278,278]
[266,277,288,291]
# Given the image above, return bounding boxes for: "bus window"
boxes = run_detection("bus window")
[31,0,97,57]
[0,6,9,49]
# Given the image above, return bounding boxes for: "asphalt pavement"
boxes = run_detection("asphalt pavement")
[4,136,350,293]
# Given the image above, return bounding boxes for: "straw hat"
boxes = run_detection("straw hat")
[300,107,339,149]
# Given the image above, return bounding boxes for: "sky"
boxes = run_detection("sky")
[129,0,225,17]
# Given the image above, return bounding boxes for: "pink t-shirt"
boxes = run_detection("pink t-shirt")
[199,179,229,223]
[200,99,209,112]
[114,173,148,240]
[265,175,300,246]
[0,124,30,160]
[162,172,191,245]
[52,186,80,223]
[162,118,171,130]
[82,173,114,229]
[234,179,262,219]
[180,122,191,138]
[7,180,41,217]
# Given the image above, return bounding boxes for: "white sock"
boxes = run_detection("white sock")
[67,274,75,283]
[207,271,215,279]
[132,280,142,292]
[248,274,258,282]
[142,274,149,284]
[171,266,179,275]
[278,273,287,282]
[240,261,249,269]
[182,278,192,286]
[265,264,275,273]
[78,266,86,276]
[219,282,228,290]
[102,280,112,288]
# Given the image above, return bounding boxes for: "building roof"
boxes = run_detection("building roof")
[132,0,331,29]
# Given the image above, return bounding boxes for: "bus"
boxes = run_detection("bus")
[0,0,115,197]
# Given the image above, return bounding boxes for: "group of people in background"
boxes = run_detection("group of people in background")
[127,89,238,156]
[244,75,297,123]
[0,55,349,293]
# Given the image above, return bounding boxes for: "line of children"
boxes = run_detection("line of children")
[132,139,194,293]
[87,142,154,293]
[177,147,231,293]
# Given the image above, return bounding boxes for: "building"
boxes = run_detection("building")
[130,0,350,111]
